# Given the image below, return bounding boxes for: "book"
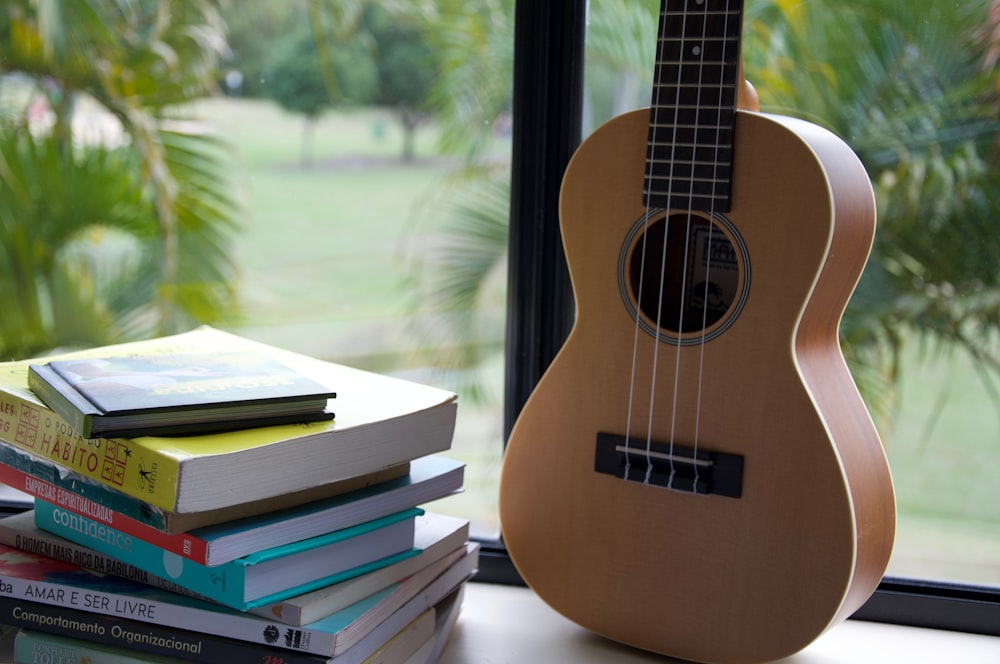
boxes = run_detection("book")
[13,629,170,664]
[0,440,410,534]
[183,455,463,566]
[0,511,470,625]
[14,628,210,664]
[0,455,413,566]
[0,326,458,513]
[0,536,476,660]
[253,511,471,626]
[0,511,211,602]
[359,608,435,664]
[0,605,329,663]
[0,454,460,567]
[291,544,472,656]
[33,503,423,611]
[420,583,464,664]
[5,581,465,664]
[27,333,337,439]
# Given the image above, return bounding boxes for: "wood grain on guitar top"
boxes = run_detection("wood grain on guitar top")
[499,108,896,664]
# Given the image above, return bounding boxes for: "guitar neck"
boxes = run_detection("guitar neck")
[643,0,745,212]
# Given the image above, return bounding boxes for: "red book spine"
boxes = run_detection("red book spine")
[0,461,209,564]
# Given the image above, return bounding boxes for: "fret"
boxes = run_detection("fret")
[649,108,735,128]
[653,66,736,87]
[645,179,732,196]
[649,125,733,146]
[646,144,734,165]
[642,186,732,211]
[646,173,731,185]
[646,158,734,170]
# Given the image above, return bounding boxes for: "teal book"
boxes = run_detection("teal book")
[32,501,422,611]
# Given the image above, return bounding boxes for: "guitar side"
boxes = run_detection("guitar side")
[498,109,896,664]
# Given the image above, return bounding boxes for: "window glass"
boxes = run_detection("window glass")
[3,0,998,594]
[0,0,512,537]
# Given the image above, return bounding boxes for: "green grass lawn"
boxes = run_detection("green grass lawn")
[200,96,999,581]
[883,344,1000,584]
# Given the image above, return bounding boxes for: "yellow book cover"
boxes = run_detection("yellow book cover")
[0,327,458,513]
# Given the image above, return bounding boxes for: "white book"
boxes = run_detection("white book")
[252,511,470,625]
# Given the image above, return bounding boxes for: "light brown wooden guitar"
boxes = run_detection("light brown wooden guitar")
[499,1,896,663]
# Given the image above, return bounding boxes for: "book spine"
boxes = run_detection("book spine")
[0,389,181,511]
[32,500,245,610]
[0,455,210,564]
[0,439,169,530]
[0,554,339,656]
[2,598,329,664]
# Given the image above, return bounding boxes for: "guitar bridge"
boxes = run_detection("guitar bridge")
[594,432,743,498]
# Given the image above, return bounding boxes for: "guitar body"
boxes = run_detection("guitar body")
[499,108,896,664]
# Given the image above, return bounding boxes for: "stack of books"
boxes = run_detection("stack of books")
[0,327,475,663]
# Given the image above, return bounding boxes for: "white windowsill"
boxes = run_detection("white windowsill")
[439,582,999,663]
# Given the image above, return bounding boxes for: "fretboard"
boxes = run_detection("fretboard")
[643,0,744,212]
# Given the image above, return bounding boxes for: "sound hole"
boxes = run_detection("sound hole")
[626,212,744,340]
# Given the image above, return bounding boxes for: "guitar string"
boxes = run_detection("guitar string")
[644,1,690,488]
[661,0,704,491]
[689,0,713,495]
[624,0,678,485]
[691,0,738,494]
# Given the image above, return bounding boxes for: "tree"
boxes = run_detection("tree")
[369,8,438,161]
[0,0,241,358]
[262,17,378,167]
[743,0,1000,424]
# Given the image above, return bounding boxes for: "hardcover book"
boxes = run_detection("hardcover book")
[0,326,458,513]
[33,503,423,610]
[0,536,475,660]
[28,343,337,439]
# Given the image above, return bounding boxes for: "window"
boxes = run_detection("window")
[3,0,998,641]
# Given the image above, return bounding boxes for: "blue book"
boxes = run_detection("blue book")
[32,501,422,611]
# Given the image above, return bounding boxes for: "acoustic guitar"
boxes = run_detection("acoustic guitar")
[498,1,896,662]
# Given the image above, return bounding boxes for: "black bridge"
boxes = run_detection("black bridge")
[594,432,743,498]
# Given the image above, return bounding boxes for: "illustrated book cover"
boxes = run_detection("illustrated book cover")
[28,340,337,439]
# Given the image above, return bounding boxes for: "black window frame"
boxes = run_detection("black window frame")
[472,0,1000,640]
